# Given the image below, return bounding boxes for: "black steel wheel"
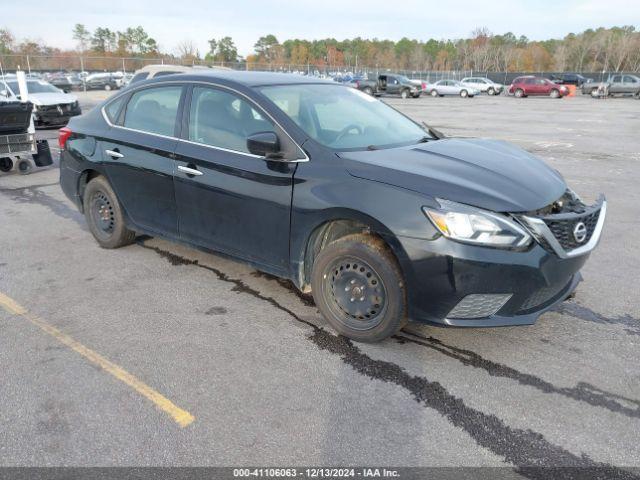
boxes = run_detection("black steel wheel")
[311,233,407,342]
[83,175,136,249]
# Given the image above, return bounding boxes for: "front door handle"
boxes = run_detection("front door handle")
[105,149,124,159]
[178,165,203,176]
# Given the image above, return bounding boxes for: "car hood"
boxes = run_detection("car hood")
[338,138,567,213]
[27,92,77,106]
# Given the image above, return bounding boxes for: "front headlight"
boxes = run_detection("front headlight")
[423,199,531,248]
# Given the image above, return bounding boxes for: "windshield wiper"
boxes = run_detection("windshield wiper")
[421,121,445,140]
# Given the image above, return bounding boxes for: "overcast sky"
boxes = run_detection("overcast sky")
[4,0,639,56]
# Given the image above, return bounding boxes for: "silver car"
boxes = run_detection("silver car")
[460,77,504,95]
[427,80,480,98]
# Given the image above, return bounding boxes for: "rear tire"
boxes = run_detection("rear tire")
[311,233,407,343]
[400,89,409,99]
[83,176,136,249]
[460,89,468,97]
[550,89,560,98]
[104,84,112,91]
[430,89,438,97]
[487,87,495,95]
[17,159,32,175]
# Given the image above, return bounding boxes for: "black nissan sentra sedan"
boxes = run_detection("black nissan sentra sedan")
[59,71,606,342]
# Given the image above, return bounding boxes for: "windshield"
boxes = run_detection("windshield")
[259,84,428,150]
[6,80,61,94]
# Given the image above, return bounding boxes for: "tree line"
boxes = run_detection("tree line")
[1,24,639,73]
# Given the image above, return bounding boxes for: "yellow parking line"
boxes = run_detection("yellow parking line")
[0,292,194,427]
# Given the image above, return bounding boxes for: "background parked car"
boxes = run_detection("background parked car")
[508,76,568,98]
[48,73,83,92]
[127,64,231,87]
[550,73,592,87]
[354,74,421,98]
[427,80,480,97]
[460,77,503,95]
[582,74,640,98]
[0,78,81,127]
[84,73,120,91]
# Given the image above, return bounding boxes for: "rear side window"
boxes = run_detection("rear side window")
[130,72,149,84]
[124,86,182,136]
[104,95,126,123]
[188,86,275,154]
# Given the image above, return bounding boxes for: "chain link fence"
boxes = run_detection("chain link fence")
[0,53,625,85]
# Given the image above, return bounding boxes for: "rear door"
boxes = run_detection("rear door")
[101,84,185,237]
[173,84,299,274]
[609,75,624,93]
[383,76,396,94]
[623,75,639,94]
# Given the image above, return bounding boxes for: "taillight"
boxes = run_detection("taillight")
[58,127,72,149]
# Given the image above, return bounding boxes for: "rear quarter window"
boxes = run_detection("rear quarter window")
[104,95,127,124]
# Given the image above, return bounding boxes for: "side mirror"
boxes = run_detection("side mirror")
[247,131,281,158]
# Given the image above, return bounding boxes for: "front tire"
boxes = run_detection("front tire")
[514,88,525,98]
[400,89,410,99]
[363,87,373,96]
[83,176,136,249]
[430,89,438,97]
[104,84,112,91]
[550,89,560,98]
[460,89,468,97]
[311,234,407,343]
[487,87,495,95]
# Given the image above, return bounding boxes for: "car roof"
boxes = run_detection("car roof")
[148,70,334,87]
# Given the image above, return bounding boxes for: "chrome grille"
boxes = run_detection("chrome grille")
[519,196,606,259]
[543,209,600,250]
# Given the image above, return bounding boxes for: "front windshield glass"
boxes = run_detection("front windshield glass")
[6,80,61,94]
[259,84,428,150]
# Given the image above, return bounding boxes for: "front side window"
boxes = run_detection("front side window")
[612,76,622,83]
[123,86,182,136]
[188,86,275,153]
[259,84,427,150]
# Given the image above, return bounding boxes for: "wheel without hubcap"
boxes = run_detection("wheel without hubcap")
[311,233,407,343]
[83,176,136,249]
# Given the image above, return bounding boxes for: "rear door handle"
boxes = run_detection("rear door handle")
[178,165,203,176]
[105,149,124,159]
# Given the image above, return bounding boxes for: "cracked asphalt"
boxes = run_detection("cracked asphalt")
[0,91,638,476]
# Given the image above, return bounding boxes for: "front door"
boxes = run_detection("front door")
[173,85,298,274]
[101,85,185,237]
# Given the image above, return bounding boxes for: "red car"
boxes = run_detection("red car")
[508,76,568,98]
